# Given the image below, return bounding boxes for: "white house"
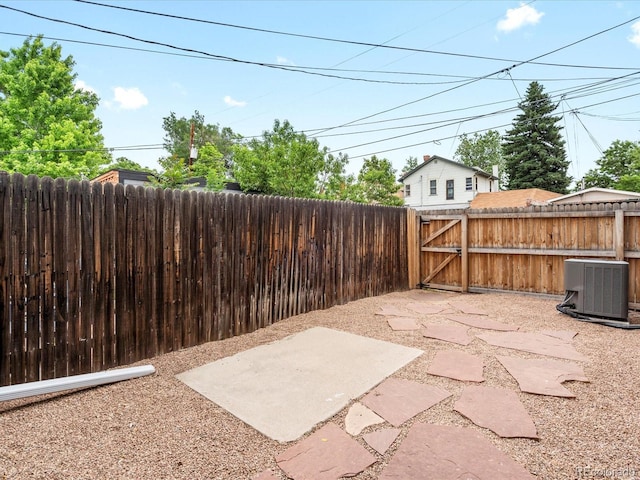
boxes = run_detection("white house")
[399,155,498,210]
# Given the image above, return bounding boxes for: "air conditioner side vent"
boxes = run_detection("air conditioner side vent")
[564,259,628,320]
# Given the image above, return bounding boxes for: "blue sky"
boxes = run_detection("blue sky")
[1,1,640,184]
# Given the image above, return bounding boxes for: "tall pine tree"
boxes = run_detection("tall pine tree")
[502,81,570,194]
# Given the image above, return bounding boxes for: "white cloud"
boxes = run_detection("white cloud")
[74,80,97,94]
[276,56,295,66]
[112,87,148,110]
[223,95,247,107]
[629,21,640,47]
[497,3,544,33]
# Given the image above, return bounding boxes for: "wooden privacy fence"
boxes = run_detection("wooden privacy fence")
[417,203,640,303]
[0,173,411,387]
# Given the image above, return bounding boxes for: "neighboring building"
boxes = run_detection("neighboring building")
[91,169,243,193]
[470,188,560,209]
[92,168,158,187]
[548,187,640,205]
[399,155,498,210]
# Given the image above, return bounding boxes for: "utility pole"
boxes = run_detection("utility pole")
[188,122,197,171]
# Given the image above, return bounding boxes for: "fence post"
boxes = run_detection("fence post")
[406,209,420,288]
[615,209,625,261]
[461,213,469,292]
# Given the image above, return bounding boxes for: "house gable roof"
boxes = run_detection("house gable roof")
[398,155,495,182]
[470,188,560,209]
[548,187,640,204]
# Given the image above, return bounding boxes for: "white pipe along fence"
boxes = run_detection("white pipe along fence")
[0,365,156,402]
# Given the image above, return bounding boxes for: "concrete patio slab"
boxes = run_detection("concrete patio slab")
[362,428,401,455]
[345,403,384,436]
[177,327,422,442]
[378,423,535,480]
[386,317,421,331]
[421,323,473,345]
[454,386,538,439]
[275,423,376,480]
[447,314,519,331]
[476,331,588,362]
[360,377,451,427]
[427,350,485,382]
[497,355,589,397]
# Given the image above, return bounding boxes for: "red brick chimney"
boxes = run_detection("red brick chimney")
[423,155,431,162]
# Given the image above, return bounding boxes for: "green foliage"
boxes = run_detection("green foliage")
[401,156,419,176]
[99,157,156,175]
[191,143,227,191]
[353,155,404,206]
[233,119,331,198]
[152,155,190,189]
[162,110,239,167]
[317,152,354,200]
[0,36,109,178]
[581,140,640,191]
[502,82,570,194]
[454,130,505,188]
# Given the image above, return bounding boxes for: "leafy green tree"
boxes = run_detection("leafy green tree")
[454,130,505,188]
[233,119,329,198]
[99,156,156,174]
[401,156,419,176]
[581,140,640,190]
[0,36,109,178]
[353,155,404,206]
[317,152,354,200]
[502,81,570,194]
[152,155,190,189]
[162,110,239,167]
[191,143,227,191]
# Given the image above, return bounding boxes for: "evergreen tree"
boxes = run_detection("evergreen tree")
[502,81,570,193]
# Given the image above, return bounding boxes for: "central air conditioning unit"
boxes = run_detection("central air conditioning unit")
[563,259,628,320]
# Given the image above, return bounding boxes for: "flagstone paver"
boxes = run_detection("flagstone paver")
[449,302,489,315]
[540,330,578,342]
[275,423,376,480]
[427,350,485,382]
[497,355,589,397]
[476,331,588,361]
[406,302,446,314]
[360,377,451,427]
[362,428,401,455]
[447,314,519,331]
[378,423,535,480]
[386,317,421,331]
[344,403,384,436]
[454,386,538,439]
[375,305,414,317]
[422,323,473,345]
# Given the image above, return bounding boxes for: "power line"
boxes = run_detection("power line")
[313,14,640,136]
[71,0,640,72]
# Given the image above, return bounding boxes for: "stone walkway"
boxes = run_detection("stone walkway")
[252,291,589,479]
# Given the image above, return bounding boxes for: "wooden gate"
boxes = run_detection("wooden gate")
[419,212,468,292]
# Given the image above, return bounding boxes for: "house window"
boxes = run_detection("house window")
[430,179,437,195]
[405,184,410,197]
[466,177,472,191]
[446,180,454,200]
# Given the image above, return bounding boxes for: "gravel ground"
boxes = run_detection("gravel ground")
[1,290,640,480]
